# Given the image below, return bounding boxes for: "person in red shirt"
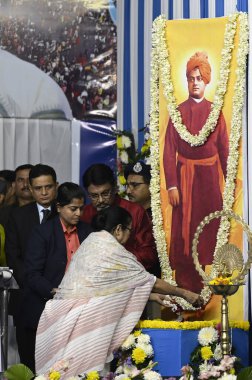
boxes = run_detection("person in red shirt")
[81,163,160,277]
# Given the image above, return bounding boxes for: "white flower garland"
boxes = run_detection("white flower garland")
[159,13,238,147]
[149,13,249,309]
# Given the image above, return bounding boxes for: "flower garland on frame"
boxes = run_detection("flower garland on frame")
[159,13,238,147]
[149,13,249,310]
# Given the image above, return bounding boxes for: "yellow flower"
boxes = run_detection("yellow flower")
[117,136,123,149]
[230,368,236,375]
[86,371,100,380]
[201,346,213,360]
[118,175,126,185]
[133,330,142,337]
[132,347,147,364]
[49,371,61,380]
[146,138,152,147]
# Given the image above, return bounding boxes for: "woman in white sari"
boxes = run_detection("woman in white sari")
[35,206,202,379]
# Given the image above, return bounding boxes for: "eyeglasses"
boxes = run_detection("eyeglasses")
[125,226,132,232]
[88,189,112,201]
[126,182,145,189]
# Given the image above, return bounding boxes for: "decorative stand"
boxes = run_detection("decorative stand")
[192,210,252,357]
[209,284,239,355]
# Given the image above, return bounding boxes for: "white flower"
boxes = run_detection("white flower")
[123,364,138,376]
[137,333,151,344]
[67,377,80,380]
[119,151,129,164]
[115,375,130,380]
[143,370,162,380]
[198,327,218,346]
[136,343,153,357]
[121,135,131,148]
[34,377,47,380]
[199,362,212,373]
[145,132,150,140]
[214,344,222,361]
[218,374,237,380]
[121,333,135,349]
[115,366,123,374]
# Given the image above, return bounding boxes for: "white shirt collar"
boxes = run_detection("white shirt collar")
[190,96,204,103]
[37,203,52,223]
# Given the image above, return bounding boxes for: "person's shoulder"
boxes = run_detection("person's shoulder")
[116,196,146,214]
[10,201,37,219]
[81,203,96,222]
[77,220,93,233]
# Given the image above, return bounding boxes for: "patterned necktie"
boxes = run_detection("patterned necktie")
[41,209,51,224]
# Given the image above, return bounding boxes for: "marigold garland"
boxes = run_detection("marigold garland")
[137,320,250,331]
[149,12,249,310]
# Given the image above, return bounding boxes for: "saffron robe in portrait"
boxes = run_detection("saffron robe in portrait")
[163,97,229,292]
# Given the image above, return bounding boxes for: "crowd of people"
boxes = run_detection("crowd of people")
[0,0,117,119]
[0,161,202,378]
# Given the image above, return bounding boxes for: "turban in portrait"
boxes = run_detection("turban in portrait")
[186,51,211,84]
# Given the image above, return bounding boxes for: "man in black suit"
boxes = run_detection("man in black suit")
[5,164,58,368]
[22,182,92,371]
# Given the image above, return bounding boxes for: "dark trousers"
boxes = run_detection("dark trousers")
[17,326,36,373]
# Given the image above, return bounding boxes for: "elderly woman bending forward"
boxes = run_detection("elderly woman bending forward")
[35,206,202,379]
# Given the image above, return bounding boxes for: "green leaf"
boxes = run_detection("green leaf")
[4,364,34,380]
[237,366,252,380]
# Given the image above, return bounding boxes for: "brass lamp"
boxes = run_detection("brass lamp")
[191,210,252,356]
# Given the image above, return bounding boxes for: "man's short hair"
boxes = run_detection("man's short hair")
[57,182,85,206]
[0,179,7,195]
[29,164,57,184]
[15,164,34,177]
[124,161,151,185]
[82,163,116,189]
[0,169,15,184]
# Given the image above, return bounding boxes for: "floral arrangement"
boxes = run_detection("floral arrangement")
[116,127,152,196]
[112,329,161,380]
[4,330,161,380]
[209,276,233,286]
[149,12,249,310]
[180,326,242,380]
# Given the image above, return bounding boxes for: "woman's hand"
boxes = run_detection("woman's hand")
[149,293,167,306]
[182,289,204,308]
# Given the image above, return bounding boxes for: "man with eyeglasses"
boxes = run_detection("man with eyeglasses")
[124,161,152,218]
[81,163,160,277]
[5,163,58,367]
[163,51,229,293]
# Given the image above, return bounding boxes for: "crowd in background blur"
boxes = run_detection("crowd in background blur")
[0,0,117,119]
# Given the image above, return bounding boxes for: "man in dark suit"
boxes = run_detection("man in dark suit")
[5,164,58,368]
[22,182,92,371]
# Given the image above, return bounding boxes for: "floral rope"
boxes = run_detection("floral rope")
[138,320,250,331]
[158,13,237,147]
[149,13,249,310]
